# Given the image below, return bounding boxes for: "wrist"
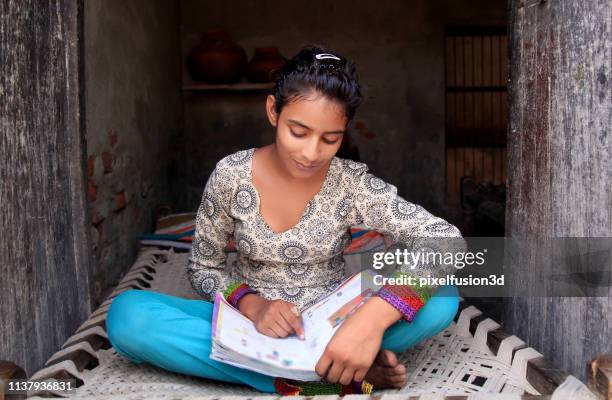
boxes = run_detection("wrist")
[238,293,267,321]
[358,296,402,331]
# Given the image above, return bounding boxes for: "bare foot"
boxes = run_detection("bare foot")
[364,349,408,389]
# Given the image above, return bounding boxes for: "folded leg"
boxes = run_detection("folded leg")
[380,285,459,354]
[106,289,276,393]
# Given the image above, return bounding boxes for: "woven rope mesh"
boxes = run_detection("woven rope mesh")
[30,248,544,399]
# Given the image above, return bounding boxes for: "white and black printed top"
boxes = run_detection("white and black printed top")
[188,148,465,318]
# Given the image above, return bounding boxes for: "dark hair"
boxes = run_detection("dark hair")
[270,45,363,160]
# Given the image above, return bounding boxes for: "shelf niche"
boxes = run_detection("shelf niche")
[183,81,274,91]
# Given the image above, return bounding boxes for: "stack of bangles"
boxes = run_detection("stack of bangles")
[223,282,258,308]
[374,275,433,322]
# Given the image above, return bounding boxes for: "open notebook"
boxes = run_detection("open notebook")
[211,271,376,381]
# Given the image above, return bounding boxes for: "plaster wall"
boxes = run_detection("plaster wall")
[85,0,182,305]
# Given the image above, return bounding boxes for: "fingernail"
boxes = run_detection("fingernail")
[299,333,305,340]
[292,306,300,316]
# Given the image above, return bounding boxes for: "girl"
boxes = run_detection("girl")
[107,45,463,396]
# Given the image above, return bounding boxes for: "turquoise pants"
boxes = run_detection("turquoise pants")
[106,285,459,393]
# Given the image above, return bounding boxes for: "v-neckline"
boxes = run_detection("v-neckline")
[247,147,335,235]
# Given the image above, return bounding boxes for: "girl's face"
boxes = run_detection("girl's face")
[266,93,347,179]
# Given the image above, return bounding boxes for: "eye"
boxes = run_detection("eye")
[322,134,342,145]
[322,138,340,145]
[290,130,306,138]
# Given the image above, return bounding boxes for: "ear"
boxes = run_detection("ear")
[265,95,278,127]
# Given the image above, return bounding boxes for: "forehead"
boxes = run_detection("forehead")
[281,94,347,130]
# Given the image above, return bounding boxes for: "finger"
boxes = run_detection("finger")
[255,323,271,336]
[265,323,284,338]
[272,312,294,335]
[279,302,301,321]
[290,304,300,317]
[325,361,345,384]
[339,368,355,386]
[279,306,305,339]
[315,354,332,378]
[270,319,291,337]
[263,327,279,338]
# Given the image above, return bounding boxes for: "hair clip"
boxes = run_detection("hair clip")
[315,53,341,61]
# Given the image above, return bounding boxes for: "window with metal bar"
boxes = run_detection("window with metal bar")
[444,26,508,203]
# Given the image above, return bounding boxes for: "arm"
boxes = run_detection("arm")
[352,169,466,322]
[188,160,304,339]
[187,163,257,305]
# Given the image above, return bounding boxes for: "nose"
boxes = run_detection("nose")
[301,137,320,163]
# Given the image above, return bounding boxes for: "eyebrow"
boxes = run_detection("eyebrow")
[287,119,346,135]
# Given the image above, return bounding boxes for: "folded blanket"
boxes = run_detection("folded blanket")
[140,213,387,254]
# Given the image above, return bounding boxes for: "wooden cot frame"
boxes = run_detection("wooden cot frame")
[1,251,610,399]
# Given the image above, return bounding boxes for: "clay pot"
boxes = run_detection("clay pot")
[245,47,286,83]
[187,30,247,84]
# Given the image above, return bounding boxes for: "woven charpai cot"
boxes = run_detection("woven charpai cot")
[27,248,596,399]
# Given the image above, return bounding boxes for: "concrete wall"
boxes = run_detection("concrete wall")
[85,0,182,305]
[177,0,507,221]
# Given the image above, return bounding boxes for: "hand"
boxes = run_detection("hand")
[315,310,383,384]
[238,294,305,339]
[315,297,402,385]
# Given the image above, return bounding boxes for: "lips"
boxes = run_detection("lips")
[293,159,316,170]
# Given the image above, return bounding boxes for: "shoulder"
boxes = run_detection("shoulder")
[334,157,388,188]
[214,148,255,178]
[334,156,369,178]
[216,148,254,171]
[207,148,254,193]
[334,157,399,198]
[332,157,395,199]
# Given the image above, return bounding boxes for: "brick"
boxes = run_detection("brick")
[115,191,126,211]
[88,181,97,202]
[101,151,113,173]
[87,155,95,177]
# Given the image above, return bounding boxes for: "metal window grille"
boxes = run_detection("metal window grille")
[444,26,508,203]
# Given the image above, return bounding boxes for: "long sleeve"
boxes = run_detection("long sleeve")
[350,167,466,322]
[188,163,256,304]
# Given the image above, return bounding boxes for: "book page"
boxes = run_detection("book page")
[211,271,376,376]
[212,296,318,371]
[300,271,375,361]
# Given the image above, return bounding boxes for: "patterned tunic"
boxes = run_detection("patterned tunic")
[188,148,465,319]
